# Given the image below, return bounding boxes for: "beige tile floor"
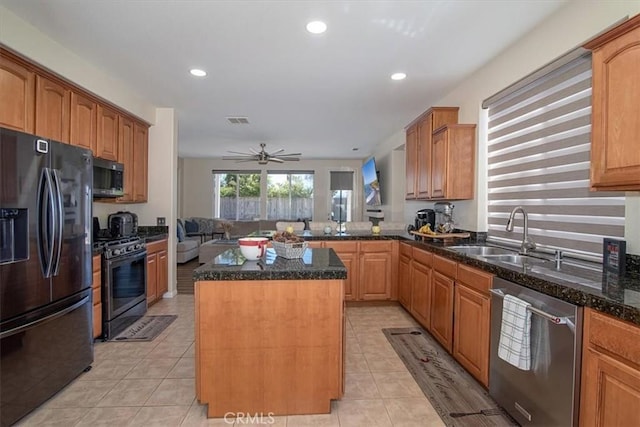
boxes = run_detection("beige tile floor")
[17,295,445,427]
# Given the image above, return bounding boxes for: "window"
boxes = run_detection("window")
[266,172,313,220]
[330,171,354,223]
[484,51,624,261]
[212,171,261,220]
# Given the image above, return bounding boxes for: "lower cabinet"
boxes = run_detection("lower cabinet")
[580,308,640,426]
[453,264,492,387]
[92,254,102,339]
[398,243,412,308]
[410,247,432,329]
[322,240,396,301]
[146,239,168,305]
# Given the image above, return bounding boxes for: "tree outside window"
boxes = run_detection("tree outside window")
[213,172,261,220]
[267,173,313,220]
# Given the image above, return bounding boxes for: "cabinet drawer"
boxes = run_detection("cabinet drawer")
[92,255,101,272]
[400,242,412,258]
[412,247,433,267]
[433,255,456,278]
[586,309,640,366]
[456,264,492,295]
[325,241,358,253]
[146,239,168,254]
[360,241,393,253]
[92,286,101,305]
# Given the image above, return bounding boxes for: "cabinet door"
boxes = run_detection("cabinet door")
[453,284,490,386]
[589,20,640,190]
[97,104,119,161]
[146,252,158,304]
[325,241,358,301]
[157,250,168,297]
[133,122,148,202]
[430,271,454,352]
[0,56,35,133]
[70,92,97,153]
[416,113,432,199]
[398,252,412,309]
[35,75,70,142]
[405,125,417,199]
[411,260,432,330]
[359,251,392,300]
[92,255,102,339]
[431,128,447,199]
[118,116,134,202]
[580,348,640,427]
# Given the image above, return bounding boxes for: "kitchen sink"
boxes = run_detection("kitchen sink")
[447,245,517,256]
[483,254,550,265]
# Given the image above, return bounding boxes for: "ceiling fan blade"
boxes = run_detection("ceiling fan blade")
[249,147,261,155]
[272,157,299,162]
[269,157,285,163]
[267,148,285,155]
[226,150,254,156]
[222,156,257,160]
[277,152,302,157]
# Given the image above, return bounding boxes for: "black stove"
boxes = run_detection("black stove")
[93,236,145,259]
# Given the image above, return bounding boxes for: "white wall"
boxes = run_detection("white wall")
[376,1,640,254]
[180,158,365,222]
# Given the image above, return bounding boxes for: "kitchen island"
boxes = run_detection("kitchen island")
[193,247,347,418]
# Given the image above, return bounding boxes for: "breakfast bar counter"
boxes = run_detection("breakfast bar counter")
[194,247,346,418]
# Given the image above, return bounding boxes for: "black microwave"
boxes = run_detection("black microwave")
[93,157,124,198]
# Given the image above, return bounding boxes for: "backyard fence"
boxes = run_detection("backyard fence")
[220,197,313,220]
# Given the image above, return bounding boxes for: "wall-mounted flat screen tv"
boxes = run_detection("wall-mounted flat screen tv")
[362,157,382,206]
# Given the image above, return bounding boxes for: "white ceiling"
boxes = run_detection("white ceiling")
[1,0,566,160]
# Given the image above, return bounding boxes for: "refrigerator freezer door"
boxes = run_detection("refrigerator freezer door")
[50,141,92,302]
[0,128,51,321]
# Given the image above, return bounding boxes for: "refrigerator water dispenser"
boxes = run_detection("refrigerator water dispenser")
[0,208,28,264]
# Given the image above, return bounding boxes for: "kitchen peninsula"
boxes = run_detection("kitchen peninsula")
[193,247,347,417]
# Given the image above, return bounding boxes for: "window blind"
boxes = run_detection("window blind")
[330,171,354,191]
[485,53,625,261]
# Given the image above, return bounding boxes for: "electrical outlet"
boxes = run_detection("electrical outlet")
[157,217,166,226]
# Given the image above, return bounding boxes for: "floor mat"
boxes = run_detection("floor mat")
[382,327,518,427]
[109,315,177,342]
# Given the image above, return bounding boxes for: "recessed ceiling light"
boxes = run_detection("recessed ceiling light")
[190,69,207,77]
[391,72,407,81]
[306,21,327,34]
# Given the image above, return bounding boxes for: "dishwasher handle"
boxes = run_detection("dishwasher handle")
[490,288,575,333]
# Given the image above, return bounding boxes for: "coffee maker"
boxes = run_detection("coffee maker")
[415,208,436,231]
[434,202,455,233]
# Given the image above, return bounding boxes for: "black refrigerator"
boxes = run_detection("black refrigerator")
[0,127,94,426]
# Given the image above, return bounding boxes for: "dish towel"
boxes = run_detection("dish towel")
[498,294,532,370]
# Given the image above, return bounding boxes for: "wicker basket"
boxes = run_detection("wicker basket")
[271,240,308,259]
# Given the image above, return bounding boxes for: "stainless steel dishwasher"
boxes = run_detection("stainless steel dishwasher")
[489,277,583,427]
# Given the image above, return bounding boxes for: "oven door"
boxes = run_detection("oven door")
[104,250,147,322]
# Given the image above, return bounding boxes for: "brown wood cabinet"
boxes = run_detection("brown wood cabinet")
[146,239,168,305]
[431,124,476,200]
[92,254,102,339]
[35,75,70,142]
[580,308,640,426]
[410,247,432,330]
[133,122,148,202]
[359,241,393,300]
[0,55,35,133]
[398,243,412,308]
[70,92,97,152]
[324,241,359,301]
[97,104,119,161]
[118,116,135,202]
[585,15,640,191]
[405,107,459,200]
[453,264,492,387]
[430,255,456,352]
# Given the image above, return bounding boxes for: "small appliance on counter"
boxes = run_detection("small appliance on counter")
[408,209,436,240]
[108,211,138,238]
[434,202,455,233]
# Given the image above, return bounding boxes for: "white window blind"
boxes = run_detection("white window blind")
[485,53,625,261]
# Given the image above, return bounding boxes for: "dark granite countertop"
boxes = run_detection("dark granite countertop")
[138,225,168,242]
[193,247,347,282]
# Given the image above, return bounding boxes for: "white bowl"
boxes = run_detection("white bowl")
[238,237,269,260]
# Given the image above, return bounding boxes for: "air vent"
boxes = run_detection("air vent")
[226,117,250,124]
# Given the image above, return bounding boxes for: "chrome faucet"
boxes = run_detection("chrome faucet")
[506,206,536,254]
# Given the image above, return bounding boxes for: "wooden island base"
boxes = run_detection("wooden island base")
[195,278,345,417]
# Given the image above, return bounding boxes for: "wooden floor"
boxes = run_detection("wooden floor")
[177,259,199,294]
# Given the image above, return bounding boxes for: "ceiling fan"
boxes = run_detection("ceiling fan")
[222,143,302,164]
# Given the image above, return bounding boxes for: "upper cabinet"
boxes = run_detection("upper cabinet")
[35,75,70,142]
[0,47,150,203]
[0,55,35,133]
[585,15,640,191]
[431,124,476,200]
[405,107,472,201]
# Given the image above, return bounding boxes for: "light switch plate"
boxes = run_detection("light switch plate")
[157,217,166,226]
